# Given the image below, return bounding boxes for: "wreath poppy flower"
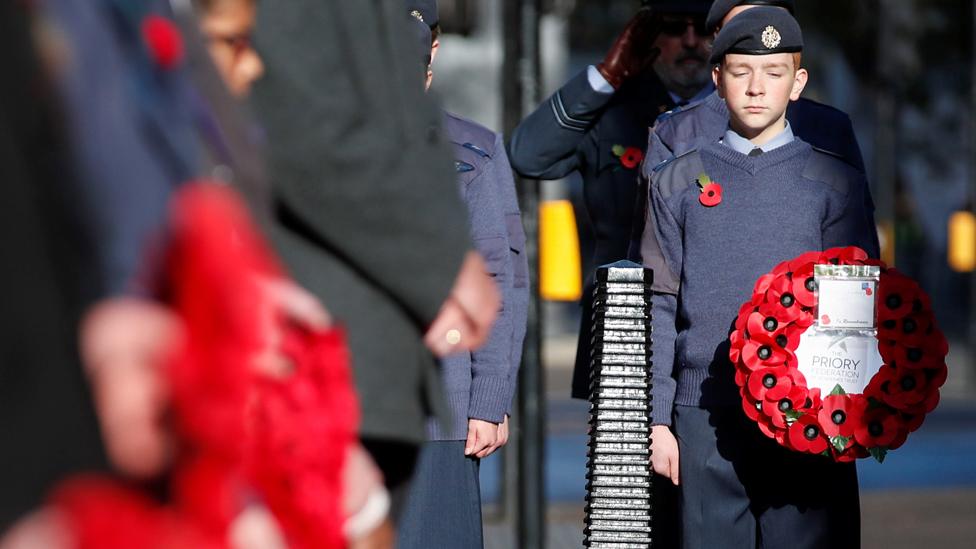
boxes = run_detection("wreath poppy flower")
[818,394,866,438]
[879,341,941,371]
[735,301,759,332]
[742,394,763,423]
[620,147,643,169]
[878,311,934,347]
[763,276,803,323]
[786,414,829,454]
[747,317,803,354]
[864,364,896,399]
[753,273,777,296]
[789,266,818,308]
[877,271,919,319]
[854,408,903,448]
[762,384,810,429]
[900,411,926,433]
[142,15,184,70]
[879,369,930,409]
[746,366,792,401]
[741,334,795,371]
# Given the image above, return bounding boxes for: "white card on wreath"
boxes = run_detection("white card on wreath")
[795,331,884,394]
[817,278,877,329]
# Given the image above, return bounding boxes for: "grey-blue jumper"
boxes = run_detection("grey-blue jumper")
[430,112,526,440]
[640,138,879,425]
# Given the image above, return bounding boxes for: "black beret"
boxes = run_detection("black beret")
[406,0,438,29]
[408,11,432,66]
[708,6,802,65]
[641,0,712,15]
[705,0,795,32]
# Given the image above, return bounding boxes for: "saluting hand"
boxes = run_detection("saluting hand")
[598,7,663,89]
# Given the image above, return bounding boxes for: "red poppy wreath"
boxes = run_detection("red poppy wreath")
[729,246,949,463]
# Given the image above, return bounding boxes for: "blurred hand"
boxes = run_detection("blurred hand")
[650,424,680,486]
[81,298,182,478]
[0,509,71,549]
[465,419,501,459]
[425,252,500,357]
[598,7,663,89]
[252,276,332,379]
[342,444,393,548]
[348,520,394,549]
[229,505,287,549]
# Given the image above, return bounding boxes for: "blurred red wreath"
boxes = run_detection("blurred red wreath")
[729,247,948,463]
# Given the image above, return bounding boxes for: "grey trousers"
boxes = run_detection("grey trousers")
[673,405,860,549]
[396,440,484,549]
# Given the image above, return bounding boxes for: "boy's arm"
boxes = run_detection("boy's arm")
[822,172,880,259]
[465,165,516,427]
[642,173,685,427]
[489,133,528,416]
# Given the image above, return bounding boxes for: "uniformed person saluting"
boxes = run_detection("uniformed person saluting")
[639,9,876,548]
[507,0,714,402]
[397,3,528,548]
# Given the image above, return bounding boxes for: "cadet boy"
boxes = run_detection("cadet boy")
[640,8,877,548]
[644,0,869,175]
[397,4,528,548]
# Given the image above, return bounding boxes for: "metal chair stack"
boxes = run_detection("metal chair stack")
[584,261,654,548]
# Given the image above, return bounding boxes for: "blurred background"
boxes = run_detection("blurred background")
[430,1,976,547]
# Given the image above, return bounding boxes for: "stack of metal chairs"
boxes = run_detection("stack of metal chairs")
[584,261,654,548]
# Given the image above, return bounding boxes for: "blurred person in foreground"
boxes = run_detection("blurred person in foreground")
[2,0,391,547]
[250,0,500,528]
[395,4,528,548]
[638,9,874,547]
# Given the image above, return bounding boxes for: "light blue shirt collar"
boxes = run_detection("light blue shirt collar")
[722,121,795,156]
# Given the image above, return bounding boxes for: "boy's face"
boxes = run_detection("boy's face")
[714,52,808,140]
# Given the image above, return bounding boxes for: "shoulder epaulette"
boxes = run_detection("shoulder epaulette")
[650,147,694,174]
[462,142,491,158]
[653,149,705,200]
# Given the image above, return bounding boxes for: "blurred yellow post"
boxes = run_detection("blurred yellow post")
[948,210,976,272]
[539,199,582,301]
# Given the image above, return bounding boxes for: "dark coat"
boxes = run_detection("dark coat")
[507,69,673,399]
[0,2,106,529]
[251,0,472,445]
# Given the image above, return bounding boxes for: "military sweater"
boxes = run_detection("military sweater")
[644,138,879,425]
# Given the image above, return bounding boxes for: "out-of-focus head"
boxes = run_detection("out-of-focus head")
[407,11,434,89]
[643,0,713,100]
[406,0,440,62]
[194,0,264,97]
[705,0,795,33]
[710,7,806,139]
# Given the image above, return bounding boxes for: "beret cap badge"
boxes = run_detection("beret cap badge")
[761,25,782,49]
[410,9,425,23]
